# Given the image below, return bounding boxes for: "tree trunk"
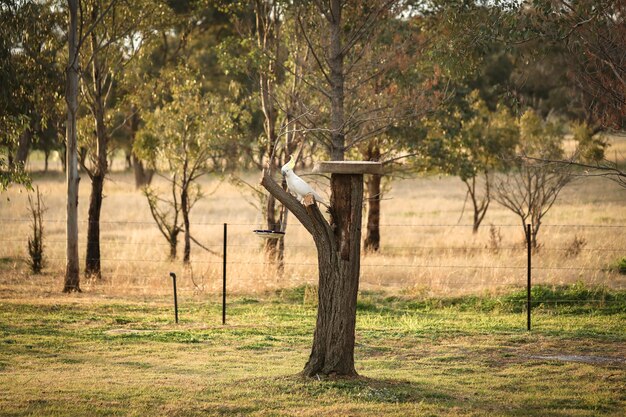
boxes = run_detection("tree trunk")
[364,174,381,253]
[64,0,81,293]
[85,173,104,277]
[129,106,154,189]
[261,169,366,378]
[132,154,154,189]
[169,231,178,260]
[264,193,279,258]
[328,0,345,161]
[15,128,31,166]
[181,184,191,263]
[60,143,67,173]
[44,149,50,172]
[84,11,109,279]
[303,173,362,377]
[464,174,490,234]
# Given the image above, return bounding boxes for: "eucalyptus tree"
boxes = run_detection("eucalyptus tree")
[135,68,239,263]
[77,0,165,278]
[422,91,519,233]
[0,0,64,188]
[494,110,572,249]
[519,0,625,131]
[251,0,310,270]
[64,0,81,292]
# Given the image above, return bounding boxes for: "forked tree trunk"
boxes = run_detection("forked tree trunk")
[261,167,373,378]
[264,194,279,257]
[263,193,287,275]
[64,0,80,293]
[364,174,381,253]
[85,173,104,277]
[84,9,109,279]
[464,172,490,234]
[303,174,362,377]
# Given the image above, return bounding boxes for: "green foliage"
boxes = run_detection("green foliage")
[134,66,243,172]
[518,110,565,159]
[0,1,65,168]
[422,91,519,179]
[571,121,607,163]
[503,282,626,314]
[0,115,32,192]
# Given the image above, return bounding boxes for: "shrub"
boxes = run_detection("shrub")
[27,186,46,274]
[612,257,626,275]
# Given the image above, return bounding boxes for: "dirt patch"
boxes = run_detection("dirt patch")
[525,354,626,365]
[104,329,155,336]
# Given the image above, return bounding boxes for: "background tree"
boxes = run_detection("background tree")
[1,0,64,189]
[64,0,81,292]
[423,91,518,232]
[135,68,238,263]
[27,186,46,274]
[78,0,163,278]
[493,110,572,248]
[520,0,625,130]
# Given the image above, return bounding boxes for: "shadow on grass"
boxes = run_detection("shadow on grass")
[299,375,454,404]
[228,374,455,407]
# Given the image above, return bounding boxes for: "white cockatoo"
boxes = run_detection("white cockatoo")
[281,156,326,205]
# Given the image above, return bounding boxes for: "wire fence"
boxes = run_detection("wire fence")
[1,218,625,303]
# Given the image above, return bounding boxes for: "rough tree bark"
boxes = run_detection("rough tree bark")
[364,145,382,252]
[261,169,366,377]
[364,174,381,252]
[63,0,81,292]
[328,0,345,161]
[85,174,104,276]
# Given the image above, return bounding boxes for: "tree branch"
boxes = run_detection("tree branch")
[260,169,328,236]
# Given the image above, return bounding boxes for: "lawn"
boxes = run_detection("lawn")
[1,136,624,415]
[0,284,624,416]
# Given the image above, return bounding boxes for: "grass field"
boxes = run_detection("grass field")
[1,136,625,297]
[0,285,625,416]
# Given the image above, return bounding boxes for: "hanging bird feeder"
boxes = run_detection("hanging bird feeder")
[252,229,286,239]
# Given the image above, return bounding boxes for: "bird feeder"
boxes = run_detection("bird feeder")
[252,229,285,239]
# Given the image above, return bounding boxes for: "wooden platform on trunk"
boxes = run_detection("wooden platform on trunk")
[313,161,383,175]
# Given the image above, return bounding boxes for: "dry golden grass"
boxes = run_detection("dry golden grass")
[1,135,625,297]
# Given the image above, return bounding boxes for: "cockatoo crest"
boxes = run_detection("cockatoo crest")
[281,155,326,205]
[281,155,296,175]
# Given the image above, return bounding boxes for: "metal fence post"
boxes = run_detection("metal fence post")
[526,223,532,331]
[222,223,227,325]
[169,272,178,324]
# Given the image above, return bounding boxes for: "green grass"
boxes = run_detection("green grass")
[0,286,625,416]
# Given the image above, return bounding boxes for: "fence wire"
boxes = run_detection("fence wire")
[1,218,625,304]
